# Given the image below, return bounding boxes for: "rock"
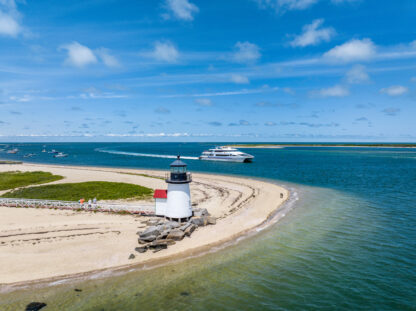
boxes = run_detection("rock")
[160,221,180,231]
[206,216,216,225]
[179,222,192,231]
[184,224,196,237]
[128,253,135,260]
[193,208,209,217]
[164,239,176,246]
[167,229,185,241]
[157,230,171,239]
[74,288,82,292]
[180,291,190,296]
[149,240,168,247]
[139,226,160,238]
[135,246,148,253]
[151,244,168,253]
[145,218,161,226]
[25,302,47,311]
[190,217,206,227]
[138,234,157,243]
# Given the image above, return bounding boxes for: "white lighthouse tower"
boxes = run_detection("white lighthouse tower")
[165,156,192,221]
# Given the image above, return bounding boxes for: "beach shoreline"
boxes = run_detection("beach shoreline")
[0,162,289,290]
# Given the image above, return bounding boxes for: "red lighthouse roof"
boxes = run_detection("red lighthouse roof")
[153,189,167,199]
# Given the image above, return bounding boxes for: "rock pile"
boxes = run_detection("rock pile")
[134,208,215,254]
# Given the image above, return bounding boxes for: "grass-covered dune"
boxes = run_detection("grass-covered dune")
[0,171,63,191]
[1,181,153,201]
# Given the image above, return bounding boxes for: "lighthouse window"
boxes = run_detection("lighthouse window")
[172,166,186,173]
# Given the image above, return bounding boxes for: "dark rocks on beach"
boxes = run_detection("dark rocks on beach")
[190,215,216,227]
[151,243,168,253]
[149,240,169,247]
[138,226,160,238]
[184,224,196,237]
[193,208,210,217]
[159,221,180,231]
[179,222,192,231]
[25,302,47,311]
[167,229,185,241]
[145,218,162,226]
[128,253,135,260]
[138,234,157,243]
[157,230,171,240]
[190,216,206,227]
[135,246,148,253]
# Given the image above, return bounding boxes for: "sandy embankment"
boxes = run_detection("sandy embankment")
[0,163,288,286]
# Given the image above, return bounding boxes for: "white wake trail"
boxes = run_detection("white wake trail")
[96,149,199,160]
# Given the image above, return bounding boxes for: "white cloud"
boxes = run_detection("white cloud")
[324,38,376,62]
[290,19,335,47]
[155,107,171,114]
[346,65,369,84]
[264,121,277,126]
[0,0,21,37]
[151,41,179,63]
[195,98,212,106]
[60,42,98,67]
[256,0,318,11]
[232,41,261,64]
[316,85,349,97]
[0,10,19,36]
[230,74,250,84]
[164,0,199,21]
[9,94,31,102]
[96,48,120,67]
[380,85,408,96]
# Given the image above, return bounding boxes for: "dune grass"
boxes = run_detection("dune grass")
[0,171,63,191]
[1,181,153,201]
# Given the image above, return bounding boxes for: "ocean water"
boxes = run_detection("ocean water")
[0,143,415,310]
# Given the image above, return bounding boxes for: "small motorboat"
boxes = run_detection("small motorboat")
[7,148,19,154]
[53,152,68,158]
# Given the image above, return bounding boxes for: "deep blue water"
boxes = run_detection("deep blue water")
[0,142,415,310]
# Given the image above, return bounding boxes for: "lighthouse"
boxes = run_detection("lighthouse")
[164,156,192,221]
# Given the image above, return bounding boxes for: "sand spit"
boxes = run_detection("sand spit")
[0,163,288,286]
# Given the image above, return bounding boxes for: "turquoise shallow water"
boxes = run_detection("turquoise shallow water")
[0,143,415,310]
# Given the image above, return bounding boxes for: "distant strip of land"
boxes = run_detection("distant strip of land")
[227,143,416,149]
[0,161,22,165]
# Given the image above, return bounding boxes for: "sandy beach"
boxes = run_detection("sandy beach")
[0,163,288,287]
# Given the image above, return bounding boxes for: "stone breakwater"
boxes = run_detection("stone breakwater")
[131,208,216,256]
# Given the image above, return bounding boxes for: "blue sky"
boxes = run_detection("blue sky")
[0,0,415,142]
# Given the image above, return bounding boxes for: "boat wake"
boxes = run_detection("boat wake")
[95,148,199,160]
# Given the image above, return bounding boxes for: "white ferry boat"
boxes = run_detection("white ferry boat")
[199,146,254,163]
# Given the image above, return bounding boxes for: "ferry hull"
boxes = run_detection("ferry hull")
[199,156,253,163]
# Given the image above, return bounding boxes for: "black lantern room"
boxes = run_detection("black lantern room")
[166,155,192,184]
